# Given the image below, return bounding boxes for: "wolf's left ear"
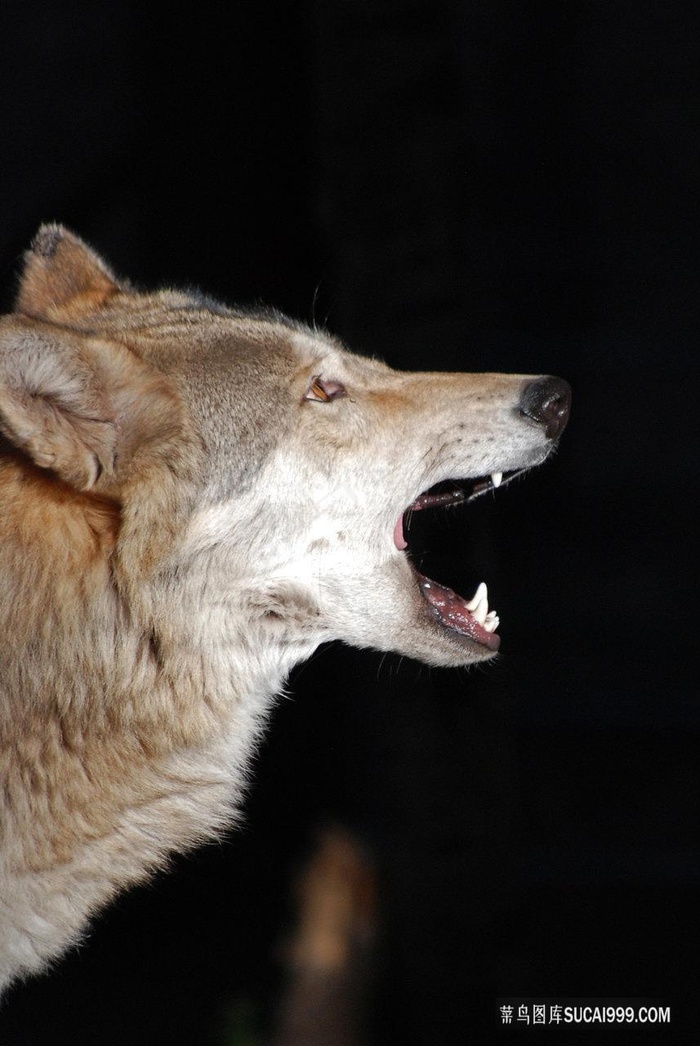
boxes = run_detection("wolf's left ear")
[0,319,119,490]
[15,224,121,323]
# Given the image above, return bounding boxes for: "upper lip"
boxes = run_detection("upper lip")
[395,469,526,547]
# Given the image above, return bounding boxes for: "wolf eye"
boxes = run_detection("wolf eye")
[304,375,347,402]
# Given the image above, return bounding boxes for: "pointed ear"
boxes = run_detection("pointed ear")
[15,224,121,323]
[0,317,118,490]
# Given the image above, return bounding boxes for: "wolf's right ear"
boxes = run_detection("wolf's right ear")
[15,224,121,323]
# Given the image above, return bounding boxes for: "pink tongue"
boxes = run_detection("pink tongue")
[393,514,407,550]
[418,573,500,651]
[394,490,465,550]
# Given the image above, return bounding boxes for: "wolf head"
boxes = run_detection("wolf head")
[0,225,569,673]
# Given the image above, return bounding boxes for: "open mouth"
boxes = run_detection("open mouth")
[393,470,526,652]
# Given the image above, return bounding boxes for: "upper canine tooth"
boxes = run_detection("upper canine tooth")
[466,582,488,612]
[491,471,503,489]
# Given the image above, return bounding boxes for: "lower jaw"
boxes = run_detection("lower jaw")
[417,572,501,652]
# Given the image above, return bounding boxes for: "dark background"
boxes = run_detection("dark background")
[0,1,697,1044]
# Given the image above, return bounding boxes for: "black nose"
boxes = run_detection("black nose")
[519,377,572,440]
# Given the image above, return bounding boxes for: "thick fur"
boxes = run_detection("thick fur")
[0,226,566,991]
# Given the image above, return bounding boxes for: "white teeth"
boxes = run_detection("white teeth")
[466,582,499,632]
[466,582,488,612]
[490,471,503,489]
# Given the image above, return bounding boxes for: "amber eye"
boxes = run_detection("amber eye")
[304,375,347,402]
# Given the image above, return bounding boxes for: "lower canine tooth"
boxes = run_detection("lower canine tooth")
[466,582,488,612]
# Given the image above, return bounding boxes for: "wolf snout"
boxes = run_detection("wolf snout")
[518,376,571,440]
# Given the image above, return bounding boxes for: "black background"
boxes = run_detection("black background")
[0,2,697,1044]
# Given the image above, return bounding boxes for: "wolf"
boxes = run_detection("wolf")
[0,225,570,992]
